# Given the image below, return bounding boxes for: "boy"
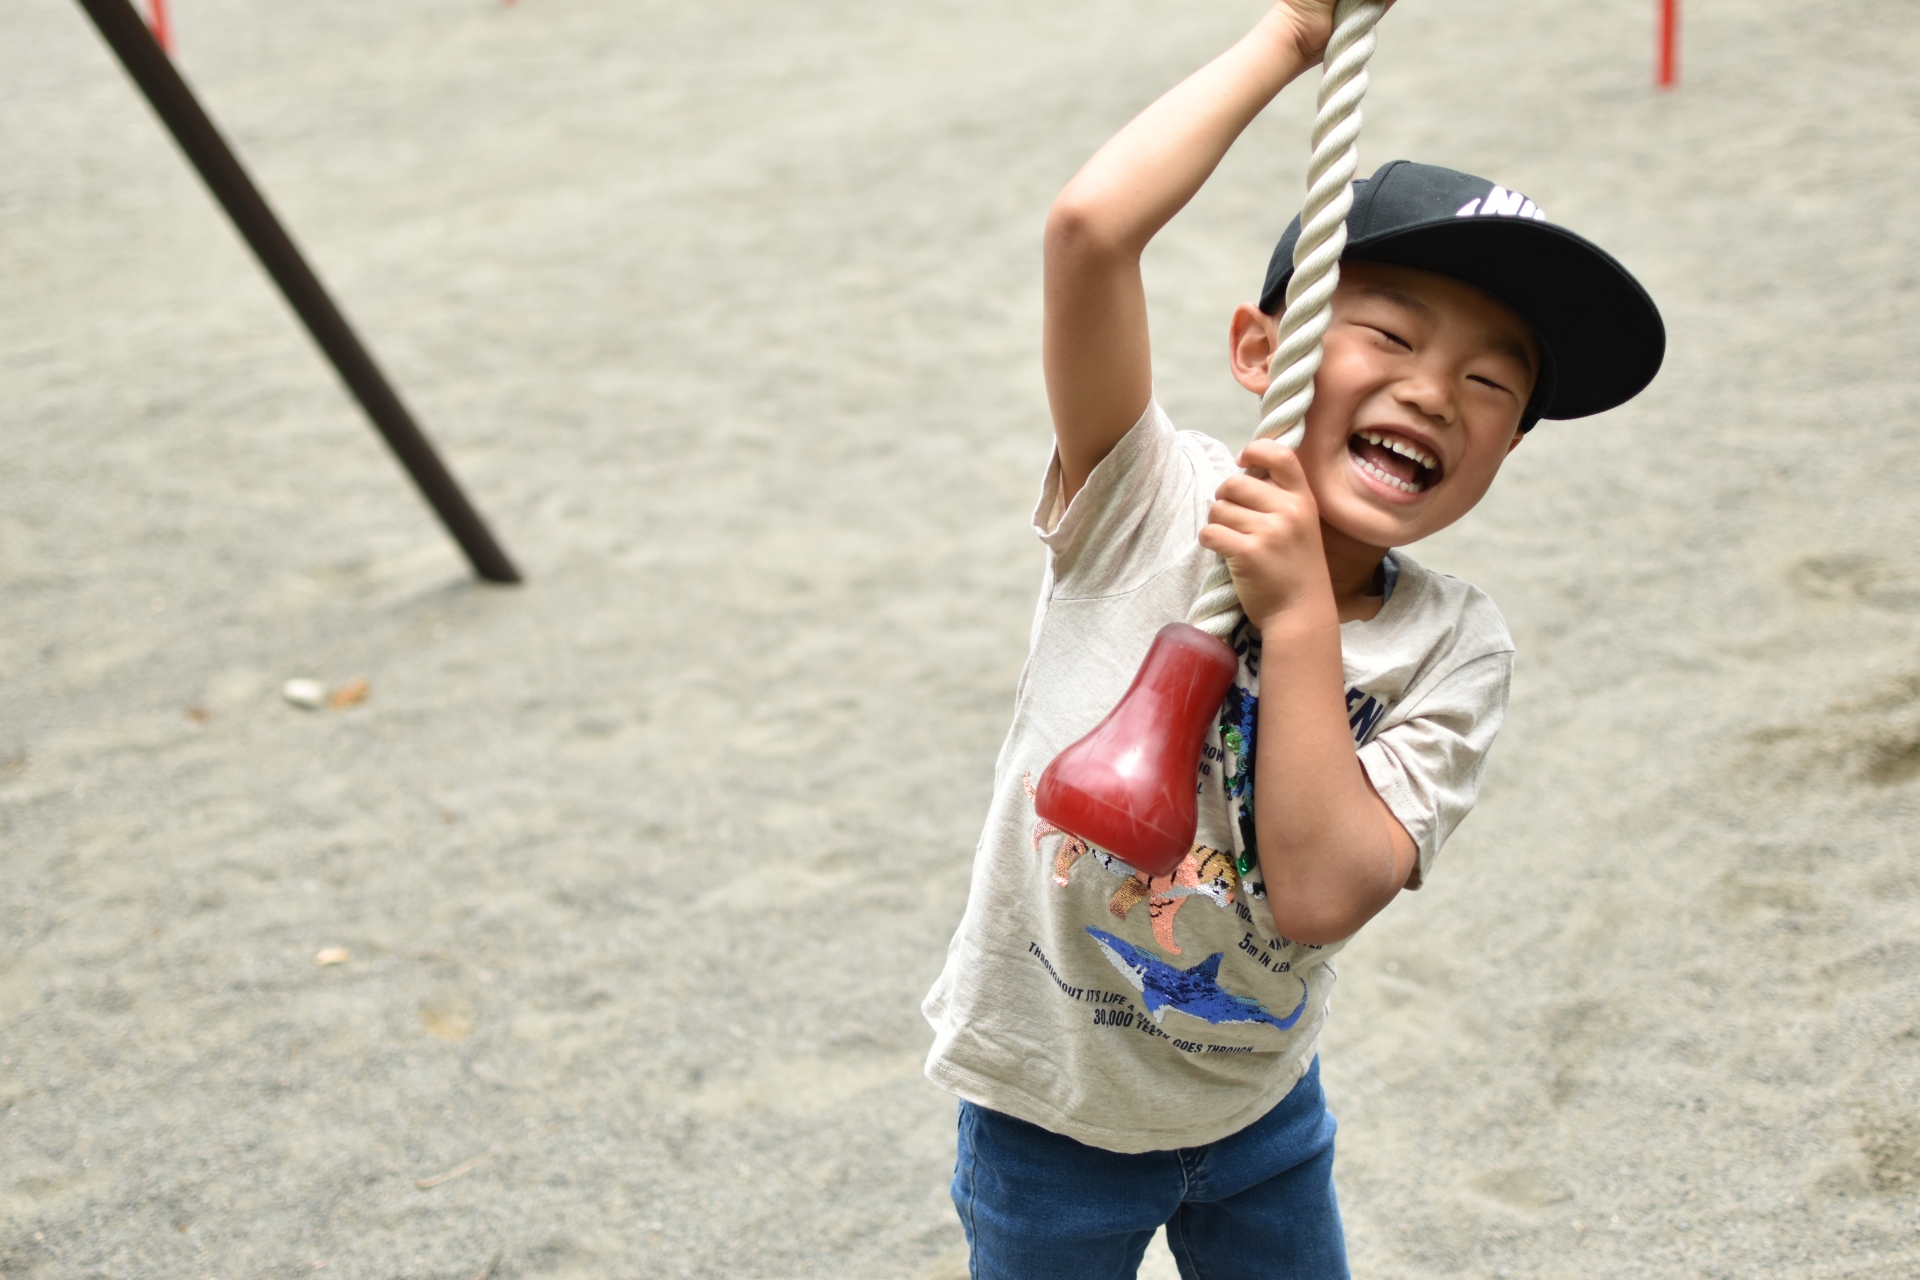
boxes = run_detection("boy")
[922,3,1663,1277]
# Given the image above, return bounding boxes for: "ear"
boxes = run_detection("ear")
[1505,429,1526,455]
[1229,304,1279,395]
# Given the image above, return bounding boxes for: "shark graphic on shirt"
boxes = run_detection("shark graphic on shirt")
[1086,927,1309,1032]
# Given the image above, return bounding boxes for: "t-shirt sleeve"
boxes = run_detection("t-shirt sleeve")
[1033,400,1225,596]
[1355,649,1512,888]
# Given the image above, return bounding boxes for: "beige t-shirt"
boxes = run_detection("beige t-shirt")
[921,401,1515,1153]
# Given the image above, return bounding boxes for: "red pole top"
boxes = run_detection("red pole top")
[1658,0,1679,89]
[147,0,172,53]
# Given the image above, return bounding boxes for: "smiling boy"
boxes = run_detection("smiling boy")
[922,4,1662,1277]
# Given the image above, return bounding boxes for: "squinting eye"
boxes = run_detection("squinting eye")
[1469,375,1512,396]
[1372,328,1411,350]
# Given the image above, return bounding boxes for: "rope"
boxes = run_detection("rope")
[1185,0,1388,640]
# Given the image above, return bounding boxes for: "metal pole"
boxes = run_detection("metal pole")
[1657,0,1679,90]
[73,0,522,584]
[146,0,171,52]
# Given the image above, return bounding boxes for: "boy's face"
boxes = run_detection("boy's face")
[1232,261,1540,552]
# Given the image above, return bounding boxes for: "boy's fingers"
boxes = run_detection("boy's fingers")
[1214,473,1302,513]
[1197,523,1254,559]
[1237,440,1310,490]
[1212,477,1277,513]
[1206,501,1269,536]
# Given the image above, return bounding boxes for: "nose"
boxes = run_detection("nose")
[1392,360,1456,426]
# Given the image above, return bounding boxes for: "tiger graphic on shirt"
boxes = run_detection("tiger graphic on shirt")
[1023,773,1240,956]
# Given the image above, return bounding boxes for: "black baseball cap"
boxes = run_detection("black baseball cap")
[1259,160,1665,428]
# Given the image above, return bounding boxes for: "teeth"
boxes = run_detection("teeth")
[1358,431,1438,471]
[1354,454,1423,494]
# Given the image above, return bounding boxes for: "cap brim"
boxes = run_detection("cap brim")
[1345,217,1665,421]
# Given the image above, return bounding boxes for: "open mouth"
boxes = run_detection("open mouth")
[1348,430,1442,495]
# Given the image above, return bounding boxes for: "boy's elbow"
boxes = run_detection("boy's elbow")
[1264,882,1394,947]
[1045,191,1136,267]
[1264,902,1359,949]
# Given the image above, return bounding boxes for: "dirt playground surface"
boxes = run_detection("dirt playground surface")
[4,0,1919,1276]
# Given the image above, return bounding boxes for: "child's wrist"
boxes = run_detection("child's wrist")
[1252,6,1321,76]
[1251,595,1340,646]
[1259,4,1325,67]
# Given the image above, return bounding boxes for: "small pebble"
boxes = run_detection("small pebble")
[314,947,351,966]
[282,678,327,710]
[328,677,371,710]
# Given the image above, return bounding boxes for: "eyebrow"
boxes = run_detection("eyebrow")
[1490,335,1537,375]
[1356,284,1436,322]
[1358,284,1536,375]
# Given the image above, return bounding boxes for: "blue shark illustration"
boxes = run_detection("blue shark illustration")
[1085,927,1308,1031]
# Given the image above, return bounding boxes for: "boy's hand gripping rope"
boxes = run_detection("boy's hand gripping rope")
[1030,2,1388,876]
[1184,0,1388,640]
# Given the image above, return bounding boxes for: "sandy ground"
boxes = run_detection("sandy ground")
[3,0,1919,1276]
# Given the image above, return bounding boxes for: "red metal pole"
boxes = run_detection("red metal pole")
[147,0,171,52]
[1657,0,1679,89]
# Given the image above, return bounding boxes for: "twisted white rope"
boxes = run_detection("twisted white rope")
[1186,0,1387,639]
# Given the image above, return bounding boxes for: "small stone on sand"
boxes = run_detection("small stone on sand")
[283,678,327,710]
[327,678,371,710]
[314,947,351,966]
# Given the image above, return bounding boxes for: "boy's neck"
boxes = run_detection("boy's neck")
[1321,522,1392,624]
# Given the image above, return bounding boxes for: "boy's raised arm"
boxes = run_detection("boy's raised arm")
[1043,3,1340,503]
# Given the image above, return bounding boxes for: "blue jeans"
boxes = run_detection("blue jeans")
[950,1058,1347,1280]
